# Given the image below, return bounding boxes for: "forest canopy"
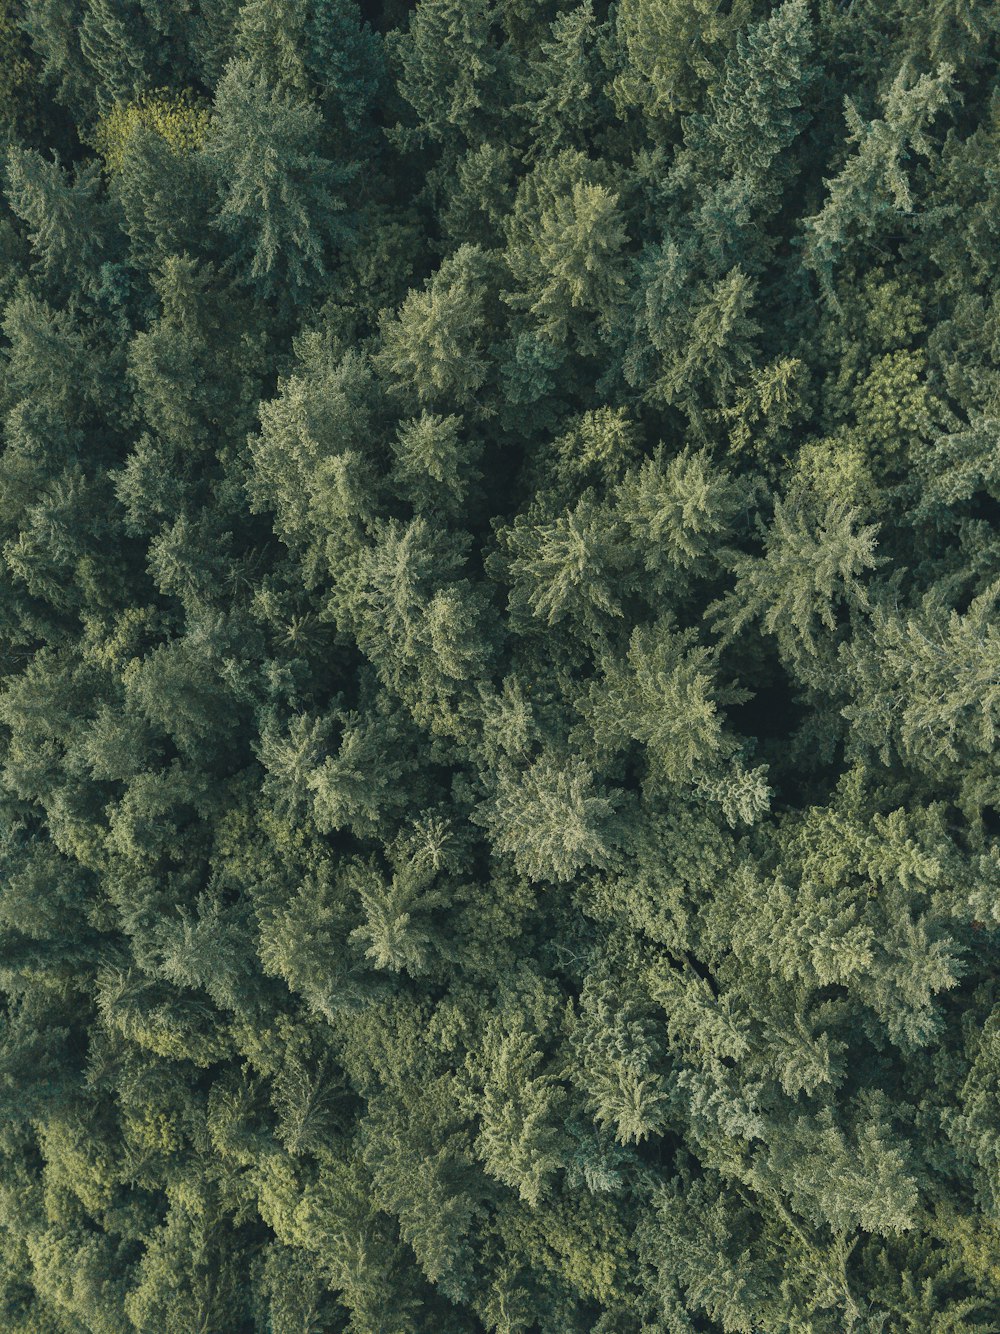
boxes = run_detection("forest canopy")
[1,1,1000,1330]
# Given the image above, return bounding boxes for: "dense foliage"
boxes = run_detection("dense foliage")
[1,1,1000,1329]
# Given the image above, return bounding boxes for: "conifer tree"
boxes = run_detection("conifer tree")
[207,58,357,297]
[0,1,999,1329]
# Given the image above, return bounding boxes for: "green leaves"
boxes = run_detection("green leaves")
[348,857,448,974]
[616,446,748,579]
[391,411,480,517]
[583,618,738,784]
[392,0,505,152]
[567,966,670,1145]
[612,0,754,121]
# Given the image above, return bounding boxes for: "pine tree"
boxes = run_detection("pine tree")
[391,0,504,150]
[477,752,619,884]
[711,482,884,666]
[207,58,357,297]
[804,63,955,300]
[611,0,755,123]
[1,1,1000,1329]
[376,243,499,406]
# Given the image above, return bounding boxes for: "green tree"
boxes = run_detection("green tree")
[804,63,955,300]
[477,752,620,884]
[207,58,357,296]
[3,1,1000,1330]
[611,0,755,124]
[390,0,504,150]
[376,243,500,406]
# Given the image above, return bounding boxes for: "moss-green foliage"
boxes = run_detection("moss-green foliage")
[0,1,999,1331]
[0,0,39,143]
[93,89,211,174]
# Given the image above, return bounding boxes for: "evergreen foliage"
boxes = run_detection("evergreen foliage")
[0,1,998,1330]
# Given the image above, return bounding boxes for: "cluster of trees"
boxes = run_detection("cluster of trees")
[0,0,999,1329]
